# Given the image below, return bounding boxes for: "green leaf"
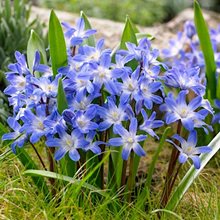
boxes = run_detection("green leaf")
[0,149,12,162]
[0,121,8,138]
[136,33,155,41]
[57,78,76,177]
[27,30,47,73]
[120,16,138,50]
[135,127,171,210]
[194,0,216,99]
[80,11,96,46]
[166,131,220,211]
[57,78,68,114]
[24,169,108,198]
[16,148,50,199]
[120,16,138,70]
[49,10,67,77]
[4,0,11,21]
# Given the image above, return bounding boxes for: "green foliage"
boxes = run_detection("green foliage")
[27,30,47,73]
[0,0,44,82]
[0,91,10,124]
[166,131,220,211]
[0,0,45,124]
[194,0,216,100]
[80,11,96,46]
[49,10,68,76]
[39,0,168,26]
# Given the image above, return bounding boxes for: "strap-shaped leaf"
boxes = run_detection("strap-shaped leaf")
[80,11,96,47]
[49,10,67,77]
[27,30,47,73]
[194,0,216,99]
[166,131,220,210]
[120,16,138,50]
[57,78,68,114]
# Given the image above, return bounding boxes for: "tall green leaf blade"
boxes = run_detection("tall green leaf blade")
[49,10,67,77]
[57,78,68,114]
[166,131,220,211]
[80,11,96,46]
[57,78,76,177]
[120,16,138,50]
[16,148,50,199]
[4,0,11,21]
[194,0,216,99]
[27,30,47,73]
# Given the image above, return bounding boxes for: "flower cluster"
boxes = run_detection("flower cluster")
[160,21,216,168]
[2,18,165,162]
[2,17,213,169]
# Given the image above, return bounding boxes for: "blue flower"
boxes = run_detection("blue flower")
[9,51,30,75]
[44,109,66,135]
[67,91,100,111]
[20,105,47,143]
[184,21,196,39]
[167,130,211,169]
[162,65,205,95]
[98,96,129,132]
[89,53,120,94]
[136,77,163,110]
[46,125,89,161]
[74,38,111,64]
[120,67,140,104]
[62,18,96,47]
[141,56,161,80]
[72,106,98,134]
[63,65,95,94]
[162,32,185,59]
[2,117,27,153]
[83,131,104,154]
[30,74,61,102]
[109,118,146,160]
[139,110,164,139]
[122,38,151,61]
[32,51,52,77]
[160,90,209,131]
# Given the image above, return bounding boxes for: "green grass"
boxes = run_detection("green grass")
[1,147,219,220]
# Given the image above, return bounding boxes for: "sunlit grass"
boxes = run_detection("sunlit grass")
[1,150,219,220]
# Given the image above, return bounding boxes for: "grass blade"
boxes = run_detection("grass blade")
[27,30,47,73]
[0,149,12,162]
[49,10,67,77]
[194,0,216,99]
[16,148,50,199]
[166,131,220,211]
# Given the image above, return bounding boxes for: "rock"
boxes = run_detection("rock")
[31,6,220,50]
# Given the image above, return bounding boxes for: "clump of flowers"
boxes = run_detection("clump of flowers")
[1,8,217,209]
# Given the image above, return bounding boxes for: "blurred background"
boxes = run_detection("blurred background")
[34,0,220,26]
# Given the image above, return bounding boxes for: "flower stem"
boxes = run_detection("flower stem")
[71,46,76,57]
[160,120,182,207]
[121,159,127,187]
[127,150,135,203]
[30,142,47,171]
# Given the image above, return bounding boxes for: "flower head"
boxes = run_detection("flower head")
[160,90,210,131]
[167,130,211,169]
[109,118,146,160]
